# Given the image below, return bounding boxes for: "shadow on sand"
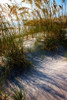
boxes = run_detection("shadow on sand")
[5,46,67,100]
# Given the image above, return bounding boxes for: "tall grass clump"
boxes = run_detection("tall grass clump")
[12,89,25,100]
[0,1,32,71]
[43,23,64,51]
[0,89,25,100]
[1,27,27,71]
[0,1,33,94]
[23,0,67,51]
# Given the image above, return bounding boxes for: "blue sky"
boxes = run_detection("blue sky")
[56,0,67,6]
[55,0,67,14]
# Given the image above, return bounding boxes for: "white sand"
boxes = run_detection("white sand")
[7,50,67,100]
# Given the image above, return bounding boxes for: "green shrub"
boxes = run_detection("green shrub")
[4,46,27,70]
[58,30,67,48]
[44,36,58,51]
[65,52,67,61]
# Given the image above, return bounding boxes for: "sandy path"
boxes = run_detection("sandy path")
[6,46,67,100]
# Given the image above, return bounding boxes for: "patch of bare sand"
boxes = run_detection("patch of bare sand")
[6,52,67,100]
